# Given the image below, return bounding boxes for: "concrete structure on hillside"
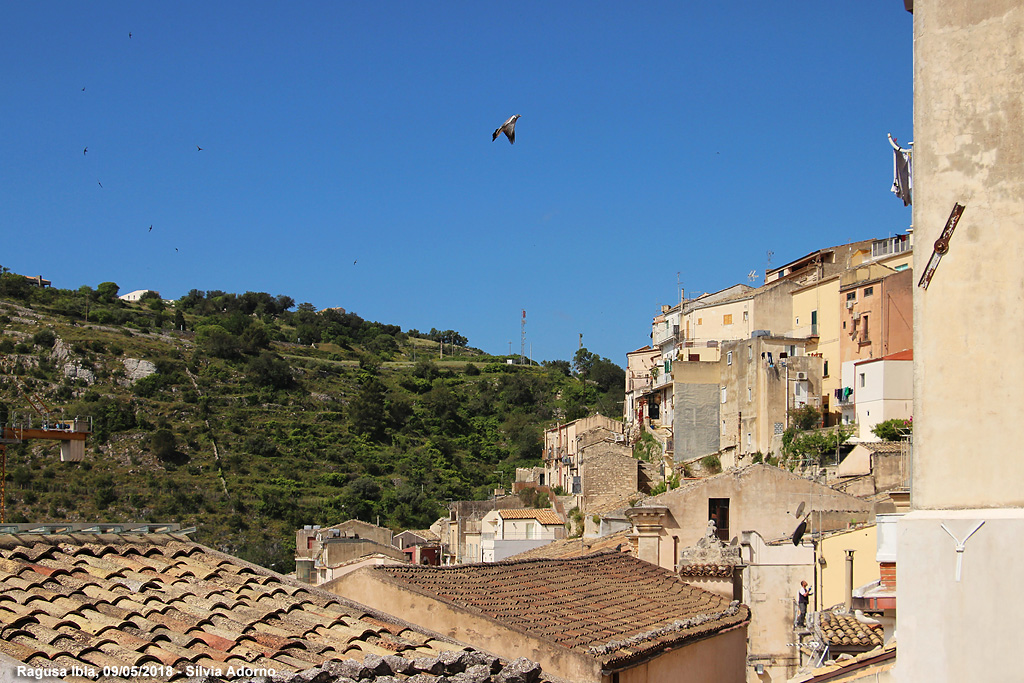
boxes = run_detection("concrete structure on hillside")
[841,351,913,439]
[624,465,878,571]
[447,496,527,564]
[118,289,158,302]
[839,267,913,368]
[479,508,565,562]
[671,335,822,464]
[718,335,821,462]
[897,1,1024,680]
[832,441,910,499]
[295,520,405,584]
[542,413,624,496]
[327,552,751,683]
[624,345,660,426]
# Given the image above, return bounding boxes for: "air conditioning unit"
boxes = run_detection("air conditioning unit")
[846,301,855,310]
[796,371,808,380]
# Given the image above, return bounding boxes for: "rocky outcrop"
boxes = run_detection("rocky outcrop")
[122,358,157,383]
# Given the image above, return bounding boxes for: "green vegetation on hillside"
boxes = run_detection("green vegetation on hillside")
[0,274,624,571]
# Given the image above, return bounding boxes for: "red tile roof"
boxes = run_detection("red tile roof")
[376,551,749,669]
[0,533,549,682]
[509,529,633,560]
[818,612,884,649]
[496,509,563,525]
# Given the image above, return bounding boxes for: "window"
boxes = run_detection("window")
[864,286,874,296]
[709,498,730,542]
[748,387,752,402]
[862,315,869,339]
[795,316,800,326]
[723,314,733,325]
[727,351,733,365]
[846,291,857,301]
[860,373,866,388]
[747,432,752,446]
[721,387,727,404]
[789,345,797,357]
[698,317,703,325]
[748,346,753,360]
[743,310,749,322]
[823,360,829,377]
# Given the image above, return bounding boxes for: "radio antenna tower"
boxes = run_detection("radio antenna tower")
[520,310,527,365]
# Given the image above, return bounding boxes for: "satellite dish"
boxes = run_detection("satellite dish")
[795,502,806,518]
[792,520,807,546]
[730,536,739,546]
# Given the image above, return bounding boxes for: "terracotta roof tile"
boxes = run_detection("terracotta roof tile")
[374,551,749,667]
[0,533,553,682]
[496,509,564,525]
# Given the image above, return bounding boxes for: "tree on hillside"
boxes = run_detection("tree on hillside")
[96,282,120,303]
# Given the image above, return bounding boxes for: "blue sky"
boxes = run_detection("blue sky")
[1,2,913,365]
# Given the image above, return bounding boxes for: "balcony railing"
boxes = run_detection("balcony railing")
[482,531,558,541]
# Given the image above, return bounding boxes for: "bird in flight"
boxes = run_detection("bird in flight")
[83,147,87,155]
[97,181,103,188]
[492,115,521,144]
[148,225,153,232]
[196,145,203,151]
[81,87,85,92]
[128,32,132,39]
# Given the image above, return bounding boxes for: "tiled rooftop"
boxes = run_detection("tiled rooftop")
[377,551,749,669]
[496,509,563,525]
[817,611,884,649]
[0,533,549,682]
[509,530,633,561]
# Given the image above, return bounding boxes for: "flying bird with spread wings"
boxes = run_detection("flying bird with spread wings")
[492,115,521,144]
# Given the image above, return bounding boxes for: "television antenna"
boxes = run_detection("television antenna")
[747,270,758,284]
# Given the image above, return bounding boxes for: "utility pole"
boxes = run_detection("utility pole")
[520,310,526,365]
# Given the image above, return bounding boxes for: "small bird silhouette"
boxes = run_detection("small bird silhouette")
[148,225,153,232]
[353,260,357,265]
[83,147,87,155]
[492,114,521,144]
[196,145,203,151]
[97,181,103,188]
[128,32,132,39]
[81,87,85,92]
[175,248,178,252]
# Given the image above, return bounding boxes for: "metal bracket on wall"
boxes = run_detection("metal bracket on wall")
[939,520,984,581]
[918,203,966,289]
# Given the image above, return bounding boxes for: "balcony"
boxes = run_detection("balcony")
[653,324,680,347]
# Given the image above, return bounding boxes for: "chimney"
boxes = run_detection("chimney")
[844,549,856,613]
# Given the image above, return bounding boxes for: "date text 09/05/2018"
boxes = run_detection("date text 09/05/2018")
[15,665,279,679]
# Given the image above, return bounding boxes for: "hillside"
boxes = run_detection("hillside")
[0,274,624,571]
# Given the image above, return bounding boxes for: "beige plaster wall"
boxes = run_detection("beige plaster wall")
[818,526,878,610]
[649,466,873,557]
[613,625,748,683]
[898,3,1024,681]
[327,570,603,682]
[912,0,1024,509]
